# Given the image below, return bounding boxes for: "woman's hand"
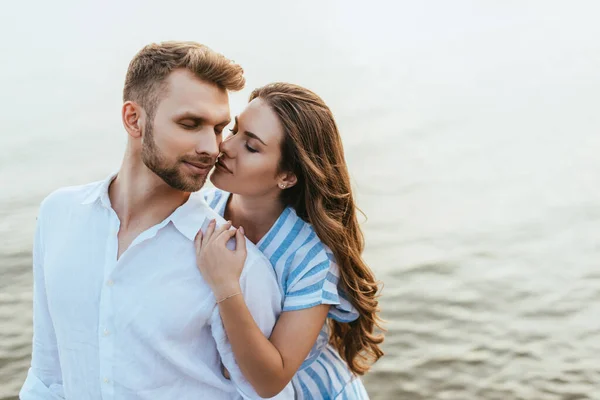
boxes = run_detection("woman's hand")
[194,219,247,299]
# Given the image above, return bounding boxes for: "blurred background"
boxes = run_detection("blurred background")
[1,1,599,399]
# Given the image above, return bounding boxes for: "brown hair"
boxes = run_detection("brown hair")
[124,41,245,117]
[249,83,384,375]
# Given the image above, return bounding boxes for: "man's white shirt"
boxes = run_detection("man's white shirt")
[20,174,292,399]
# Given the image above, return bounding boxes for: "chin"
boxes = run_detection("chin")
[179,172,209,192]
[209,170,234,193]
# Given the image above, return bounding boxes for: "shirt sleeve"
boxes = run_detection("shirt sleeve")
[283,246,359,323]
[209,251,294,399]
[20,207,65,400]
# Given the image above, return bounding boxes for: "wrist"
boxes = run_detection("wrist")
[212,282,242,300]
[216,291,242,304]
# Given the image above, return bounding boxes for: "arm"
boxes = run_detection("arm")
[219,296,330,397]
[197,221,330,398]
[20,213,65,400]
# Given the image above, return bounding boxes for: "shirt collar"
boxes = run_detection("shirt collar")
[169,193,212,241]
[81,172,118,207]
[81,172,213,242]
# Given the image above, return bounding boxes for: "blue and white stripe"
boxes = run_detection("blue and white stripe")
[294,345,370,400]
[201,188,369,399]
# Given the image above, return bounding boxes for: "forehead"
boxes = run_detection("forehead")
[157,69,230,122]
[239,98,284,144]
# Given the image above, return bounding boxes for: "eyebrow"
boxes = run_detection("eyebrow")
[235,116,267,146]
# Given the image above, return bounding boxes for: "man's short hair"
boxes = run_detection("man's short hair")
[123,41,245,118]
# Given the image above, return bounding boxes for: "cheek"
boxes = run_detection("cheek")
[218,153,279,194]
[242,153,279,182]
[151,123,192,156]
[149,121,171,148]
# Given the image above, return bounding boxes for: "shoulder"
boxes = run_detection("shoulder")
[288,227,336,283]
[39,180,103,216]
[268,209,337,281]
[238,238,282,304]
[260,207,334,265]
[284,210,333,265]
[242,239,276,278]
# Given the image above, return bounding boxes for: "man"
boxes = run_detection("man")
[20,41,292,399]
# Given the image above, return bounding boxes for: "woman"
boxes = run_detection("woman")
[195,83,383,399]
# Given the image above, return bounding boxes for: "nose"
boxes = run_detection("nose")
[195,129,220,159]
[219,133,236,158]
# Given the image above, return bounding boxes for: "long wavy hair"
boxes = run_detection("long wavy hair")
[249,83,384,375]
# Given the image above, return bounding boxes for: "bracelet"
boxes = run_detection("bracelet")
[216,292,242,304]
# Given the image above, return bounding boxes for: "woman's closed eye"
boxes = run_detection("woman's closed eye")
[229,128,258,153]
[245,141,258,153]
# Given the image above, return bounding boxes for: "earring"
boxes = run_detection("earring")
[279,183,286,189]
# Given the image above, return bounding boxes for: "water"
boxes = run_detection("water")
[2,1,600,399]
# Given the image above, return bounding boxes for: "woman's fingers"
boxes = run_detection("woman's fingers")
[235,226,247,255]
[204,219,233,246]
[216,227,238,245]
[194,229,203,254]
[204,219,216,244]
[212,220,232,243]
[219,220,233,234]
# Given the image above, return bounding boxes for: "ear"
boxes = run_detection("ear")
[122,101,144,139]
[278,171,298,190]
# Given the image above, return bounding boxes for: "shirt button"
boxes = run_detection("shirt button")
[103,378,110,384]
[103,329,110,336]
[106,279,114,286]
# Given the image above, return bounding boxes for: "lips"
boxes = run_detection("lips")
[216,159,233,174]
[183,160,212,174]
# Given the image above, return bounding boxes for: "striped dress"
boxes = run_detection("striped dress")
[201,188,369,400]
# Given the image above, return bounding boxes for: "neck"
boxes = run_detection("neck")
[225,190,285,244]
[109,148,190,231]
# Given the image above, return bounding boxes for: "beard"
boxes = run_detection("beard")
[141,119,214,192]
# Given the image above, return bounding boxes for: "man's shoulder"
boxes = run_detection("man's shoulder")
[239,239,281,301]
[40,180,104,213]
[240,236,277,282]
[244,240,273,270]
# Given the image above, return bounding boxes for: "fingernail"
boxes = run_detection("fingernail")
[239,226,245,235]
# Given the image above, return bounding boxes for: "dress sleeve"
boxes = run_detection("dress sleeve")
[283,244,359,323]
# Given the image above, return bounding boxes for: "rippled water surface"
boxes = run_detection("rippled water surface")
[1,2,600,399]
